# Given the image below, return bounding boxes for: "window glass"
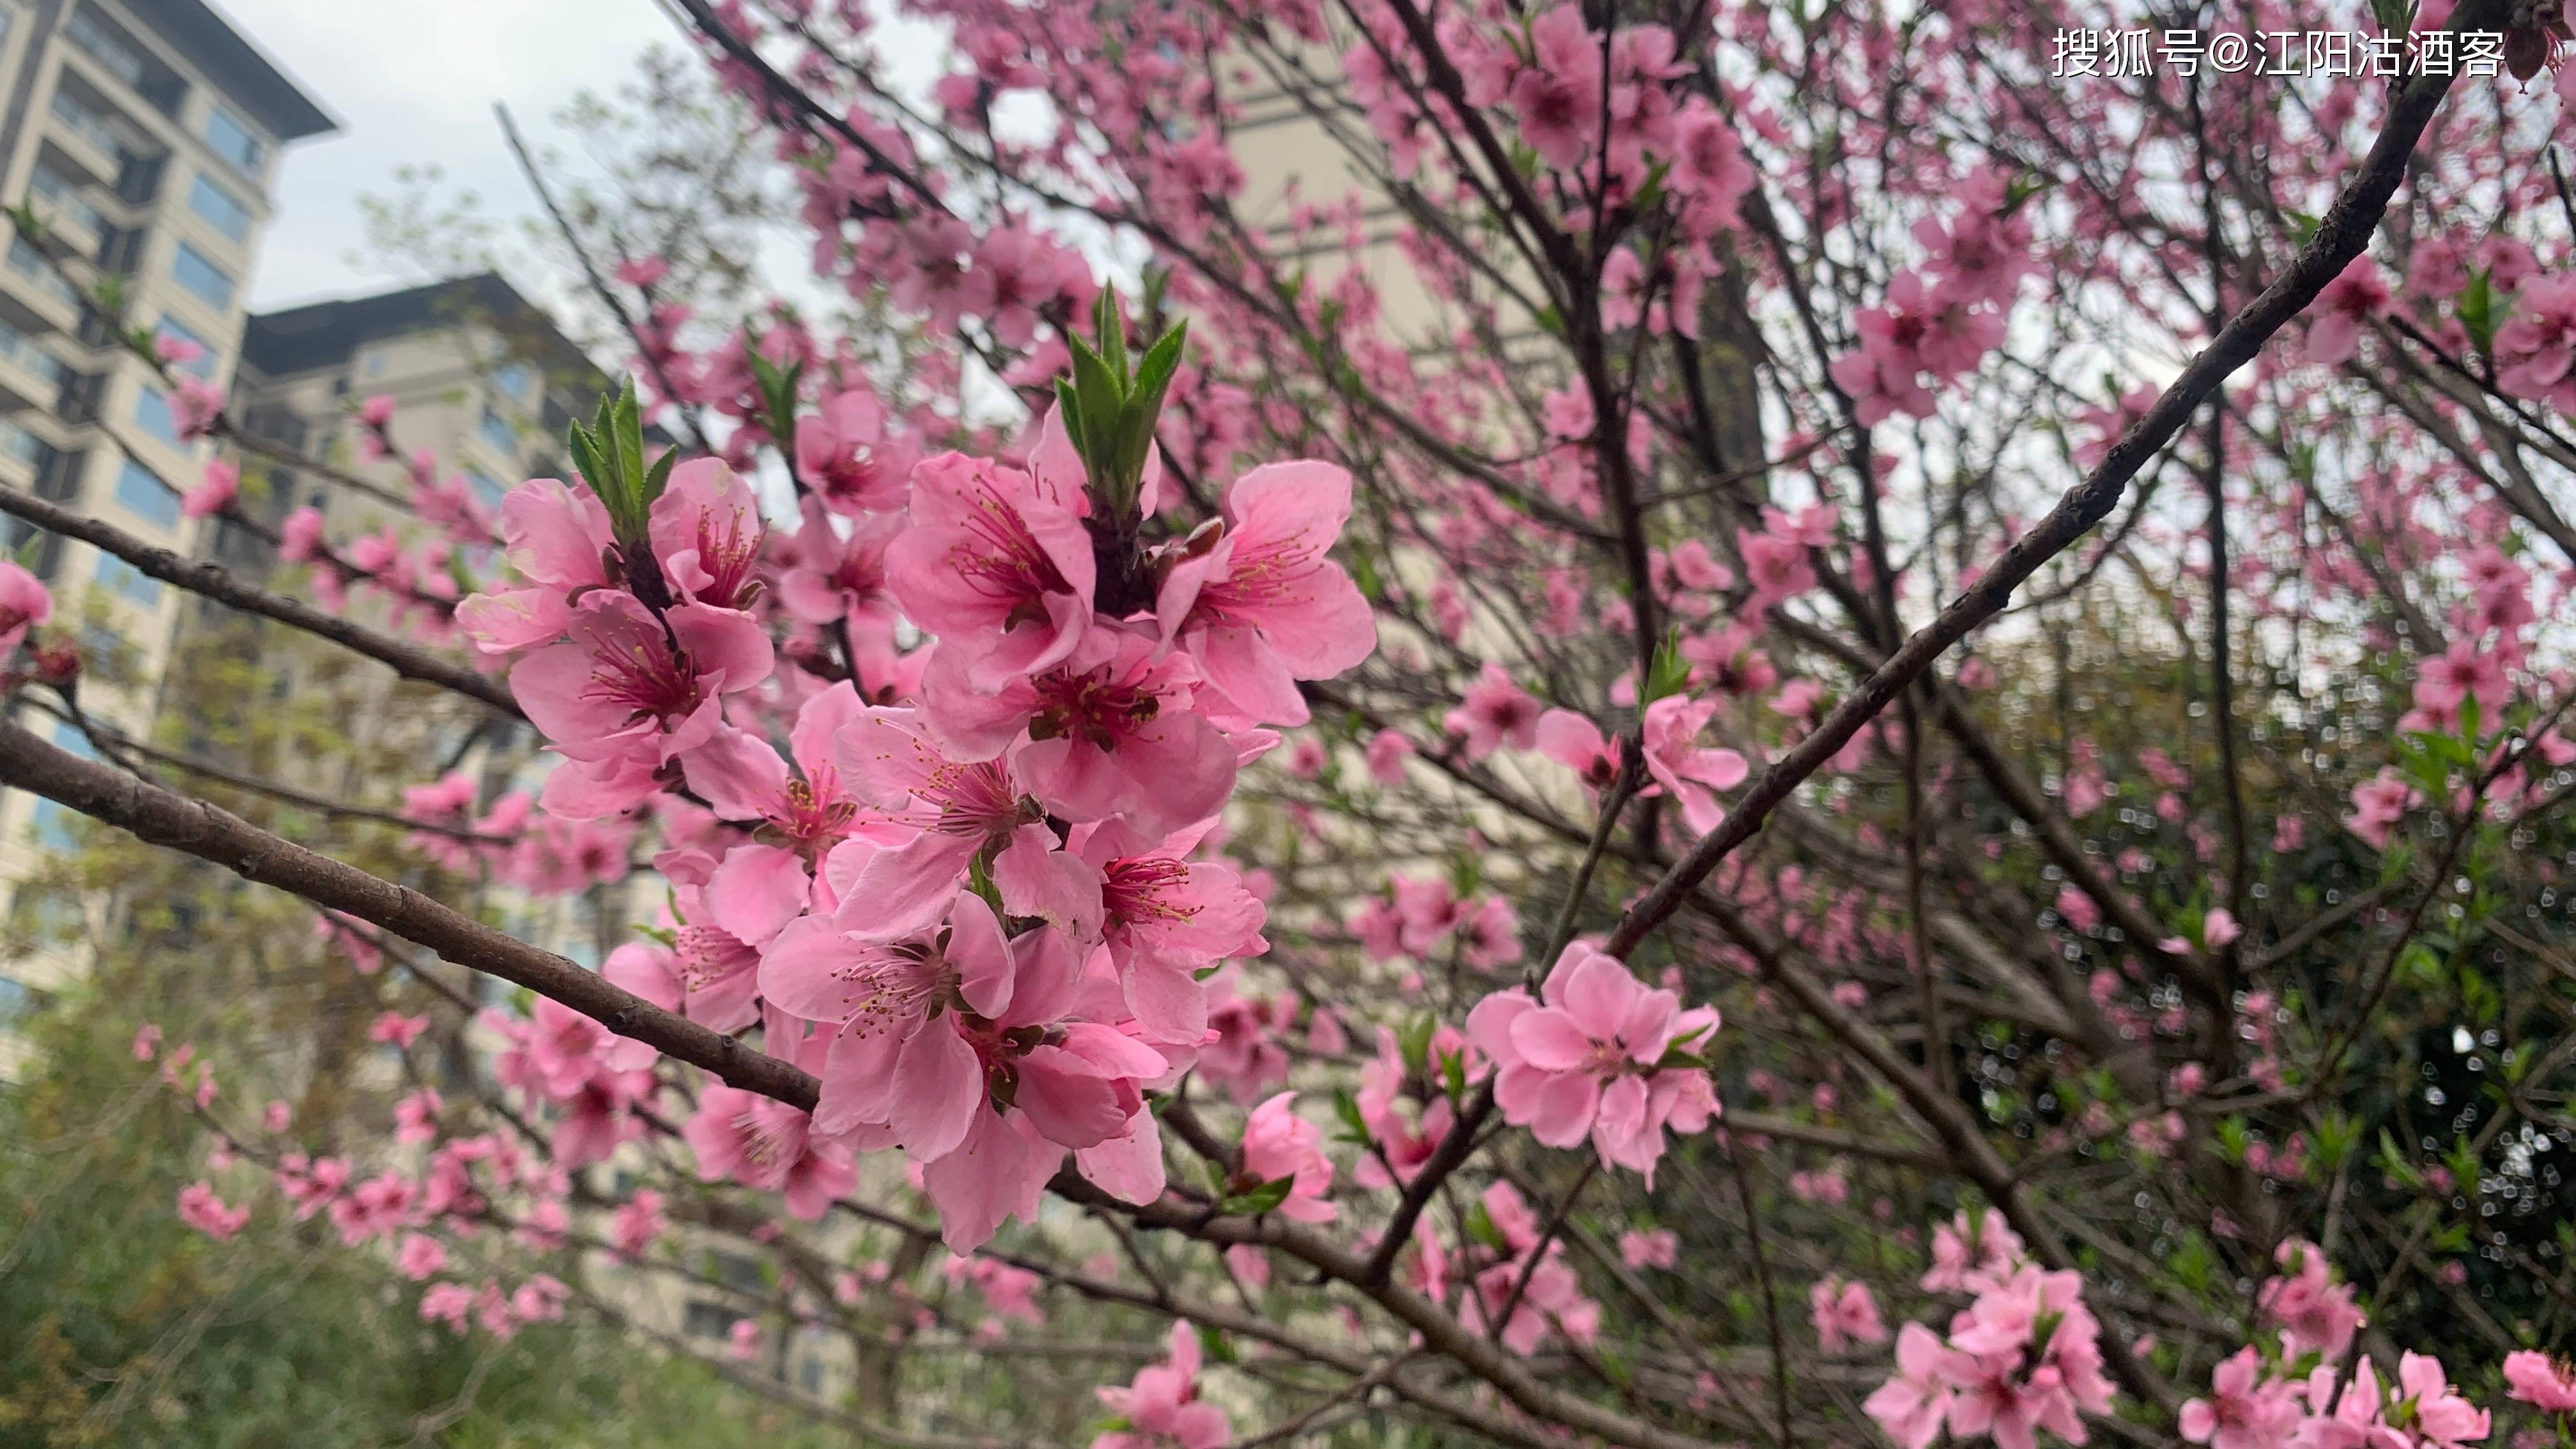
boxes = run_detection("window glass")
[479,406,516,454]
[114,458,176,526]
[132,387,180,447]
[95,552,162,605]
[187,172,250,242]
[202,105,262,174]
[464,468,507,511]
[171,243,233,309]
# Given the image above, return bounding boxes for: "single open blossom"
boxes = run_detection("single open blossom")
[2258,1238,2365,1363]
[1468,941,1718,1181]
[1510,6,1604,170]
[2503,1351,2576,1413]
[795,388,914,514]
[921,624,1238,839]
[885,450,1094,689]
[456,479,617,656]
[1154,459,1376,728]
[683,1082,856,1220]
[1445,664,1543,760]
[1867,1322,1968,1449]
[2494,272,2576,415]
[171,376,226,439]
[1051,818,1267,1046]
[684,681,872,864]
[1640,692,1749,832]
[778,497,901,640]
[1239,1091,1335,1222]
[1092,1319,1229,1449]
[2304,256,2393,367]
[510,592,774,818]
[1828,270,2003,424]
[760,888,1020,1141]
[1922,1208,2028,1292]
[1810,1276,1887,1354]
[828,705,1036,939]
[648,458,765,611]
[2180,1347,2305,1449]
[2345,770,2415,850]
[183,459,239,519]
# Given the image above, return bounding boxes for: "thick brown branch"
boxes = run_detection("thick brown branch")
[0,482,521,717]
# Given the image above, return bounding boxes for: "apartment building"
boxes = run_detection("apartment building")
[0,0,332,1068]
[221,273,854,1384]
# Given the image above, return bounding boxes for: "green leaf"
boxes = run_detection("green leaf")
[2457,269,2504,355]
[1053,378,1087,457]
[1642,630,1692,705]
[1332,1087,1372,1146]
[1466,1201,1508,1252]
[1195,1324,1239,1364]
[1397,1011,1436,1078]
[643,445,678,509]
[1219,1175,1296,1216]
[1094,284,1129,381]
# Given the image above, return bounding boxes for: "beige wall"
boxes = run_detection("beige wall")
[0,0,309,1054]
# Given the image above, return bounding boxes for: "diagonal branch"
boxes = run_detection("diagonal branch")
[0,482,522,717]
[1601,7,2501,960]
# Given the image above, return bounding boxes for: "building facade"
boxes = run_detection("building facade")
[0,0,330,1071]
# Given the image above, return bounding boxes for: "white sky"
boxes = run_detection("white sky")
[214,0,680,311]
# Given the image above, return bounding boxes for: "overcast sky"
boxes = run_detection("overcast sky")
[215,0,684,312]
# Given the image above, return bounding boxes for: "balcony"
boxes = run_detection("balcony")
[24,168,104,256]
[61,8,186,121]
[0,417,47,489]
[0,238,81,334]
[42,91,124,185]
[0,317,66,413]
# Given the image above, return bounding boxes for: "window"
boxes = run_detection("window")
[7,238,77,310]
[0,418,41,470]
[65,10,144,90]
[47,91,119,160]
[187,172,250,243]
[155,316,216,378]
[113,459,176,527]
[490,363,533,402]
[171,243,233,309]
[201,104,262,174]
[132,387,180,447]
[95,552,161,605]
[479,406,516,454]
[28,167,102,238]
[682,1301,744,1341]
[0,318,62,388]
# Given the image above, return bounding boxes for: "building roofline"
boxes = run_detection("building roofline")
[241,272,602,387]
[123,0,338,142]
